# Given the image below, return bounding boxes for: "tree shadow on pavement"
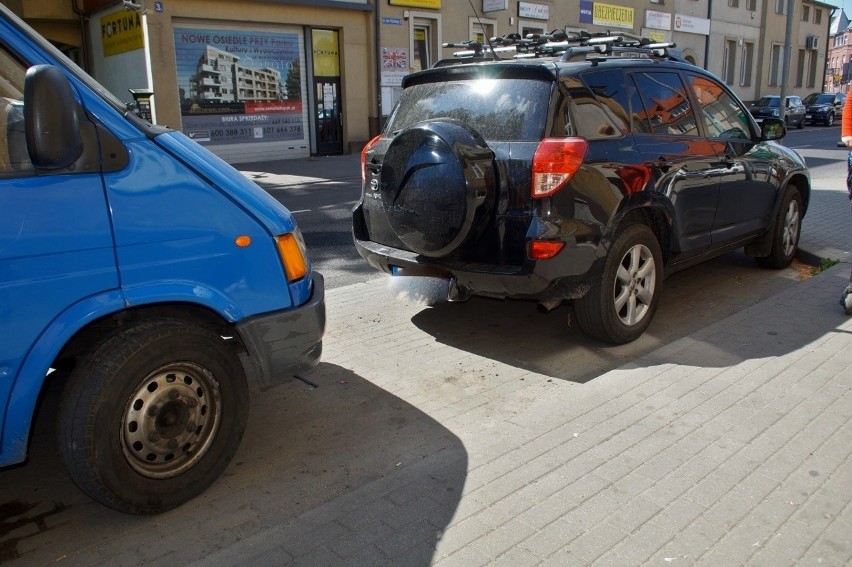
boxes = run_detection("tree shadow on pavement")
[0,363,467,566]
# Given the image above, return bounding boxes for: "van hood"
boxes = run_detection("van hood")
[154,131,298,236]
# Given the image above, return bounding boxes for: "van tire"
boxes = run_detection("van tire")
[57,318,248,515]
[574,224,662,344]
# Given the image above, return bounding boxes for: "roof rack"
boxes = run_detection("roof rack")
[439,28,681,65]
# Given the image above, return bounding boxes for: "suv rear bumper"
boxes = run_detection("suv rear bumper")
[354,237,597,302]
[236,273,325,388]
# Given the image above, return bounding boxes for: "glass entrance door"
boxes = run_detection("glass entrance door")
[314,79,342,155]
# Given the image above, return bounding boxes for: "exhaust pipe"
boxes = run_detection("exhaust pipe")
[537,298,562,313]
[448,278,471,302]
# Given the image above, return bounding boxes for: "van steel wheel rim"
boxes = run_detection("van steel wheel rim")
[121,362,222,479]
[782,199,800,257]
[613,244,656,326]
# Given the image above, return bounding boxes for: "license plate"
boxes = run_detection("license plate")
[806,114,812,119]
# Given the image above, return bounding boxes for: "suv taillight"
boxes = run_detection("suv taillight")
[361,135,382,184]
[531,138,588,198]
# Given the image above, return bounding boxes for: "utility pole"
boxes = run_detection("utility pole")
[778,0,796,122]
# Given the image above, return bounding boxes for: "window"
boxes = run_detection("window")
[410,13,441,73]
[629,71,699,136]
[740,42,754,87]
[469,17,496,45]
[578,69,631,137]
[746,0,756,10]
[769,44,783,86]
[802,5,809,21]
[729,0,739,6]
[815,9,822,24]
[685,73,751,140]
[796,49,806,87]
[808,52,818,88]
[724,39,737,85]
[0,47,31,175]
[776,0,785,14]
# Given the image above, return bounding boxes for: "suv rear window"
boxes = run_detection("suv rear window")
[385,79,552,141]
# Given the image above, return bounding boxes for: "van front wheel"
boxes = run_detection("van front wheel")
[58,318,248,514]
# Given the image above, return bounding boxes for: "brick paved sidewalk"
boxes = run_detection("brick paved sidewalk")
[192,265,851,566]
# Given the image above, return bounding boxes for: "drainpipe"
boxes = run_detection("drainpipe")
[779,0,795,122]
[704,0,712,69]
[71,0,92,72]
[373,0,382,137]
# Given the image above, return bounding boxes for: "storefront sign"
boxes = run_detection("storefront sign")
[593,2,634,29]
[579,0,593,24]
[100,10,144,56]
[389,0,441,8]
[313,30,340,77]
[645,9,671,31]
[673,13,711,36]
[173,27,305,145]
[483,0,508,11]
[518,2,549,20]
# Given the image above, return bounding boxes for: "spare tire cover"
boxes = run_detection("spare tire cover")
[380,118,496,258]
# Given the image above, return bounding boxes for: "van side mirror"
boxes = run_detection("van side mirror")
[24,65,83,169]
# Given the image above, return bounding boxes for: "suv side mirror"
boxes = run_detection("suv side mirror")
[24,64,83,169]
[760,117,786,141]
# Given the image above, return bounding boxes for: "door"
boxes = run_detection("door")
[627,70,722,258]
[312,29,342,155]
[0,45,117,453]
[314,79,342,155]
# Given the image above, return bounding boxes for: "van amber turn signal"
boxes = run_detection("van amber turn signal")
[276,230,308,281]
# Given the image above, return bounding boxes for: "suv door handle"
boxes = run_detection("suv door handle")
[719,156,735,168]
[650,157,674,172]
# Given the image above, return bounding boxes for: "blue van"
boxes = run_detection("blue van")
[0,5,324,514]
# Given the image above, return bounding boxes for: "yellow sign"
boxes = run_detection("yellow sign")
[100,10,144,56]
[313,30,340,77]
[389,0,441,8]
[593,3,634,30]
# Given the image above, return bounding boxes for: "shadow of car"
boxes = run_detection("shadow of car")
[749,95,806,129]
[802,91,845,126]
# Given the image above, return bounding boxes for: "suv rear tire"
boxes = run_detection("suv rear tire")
[574,224,663,344]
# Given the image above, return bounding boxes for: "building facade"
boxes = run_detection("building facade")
[826,9,852,93]
[6,0,839,163]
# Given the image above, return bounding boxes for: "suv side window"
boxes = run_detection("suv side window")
[629,71,699,136]
[577,69,630,138]
[684,73,751,140]
[0,45,31,175]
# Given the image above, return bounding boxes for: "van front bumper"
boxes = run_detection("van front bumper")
[237,273,325,388]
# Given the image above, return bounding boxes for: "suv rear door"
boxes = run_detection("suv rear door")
[626,69,723,259]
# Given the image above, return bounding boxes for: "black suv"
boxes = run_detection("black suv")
[802,92,845,126]
[353,32,810,344]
